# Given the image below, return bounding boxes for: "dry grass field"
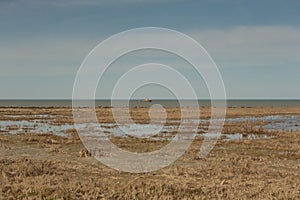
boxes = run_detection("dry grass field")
[0,107,300,199]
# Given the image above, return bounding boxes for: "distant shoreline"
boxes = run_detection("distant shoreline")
[0,99,300,108]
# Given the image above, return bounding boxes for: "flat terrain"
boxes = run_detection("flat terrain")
[0,107,300,199]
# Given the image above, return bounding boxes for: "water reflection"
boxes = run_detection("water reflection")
[0,114,299,140]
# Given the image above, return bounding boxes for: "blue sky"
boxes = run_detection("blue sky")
[0,0,300,99]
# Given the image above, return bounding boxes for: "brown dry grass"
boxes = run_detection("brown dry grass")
[0,107,300,199]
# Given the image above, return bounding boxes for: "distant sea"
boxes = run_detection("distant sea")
[0,100,300,108]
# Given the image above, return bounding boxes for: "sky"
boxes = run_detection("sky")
[0,0,300,99]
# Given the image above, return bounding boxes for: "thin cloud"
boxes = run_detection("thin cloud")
[1,26,300,77]
[188,26,300,68]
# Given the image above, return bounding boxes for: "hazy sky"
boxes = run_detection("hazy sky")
[0,0,300,99]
